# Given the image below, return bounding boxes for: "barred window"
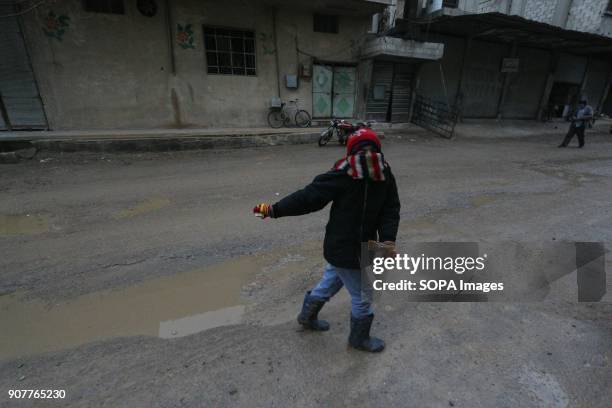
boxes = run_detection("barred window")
[443,0,459,8]
[82,0,125,14]
[203,27,256,76]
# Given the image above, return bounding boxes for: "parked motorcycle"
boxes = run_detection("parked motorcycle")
[318,119,374,147]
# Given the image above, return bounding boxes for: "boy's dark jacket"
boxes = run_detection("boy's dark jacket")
[272,166,400,269]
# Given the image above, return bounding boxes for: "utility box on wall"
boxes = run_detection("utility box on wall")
[285,74,298,89]
[300,63,312,78]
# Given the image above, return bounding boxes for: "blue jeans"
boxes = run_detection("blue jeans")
[310,263,373,319]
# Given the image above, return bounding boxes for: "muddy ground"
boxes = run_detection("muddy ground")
[0,129,611,407]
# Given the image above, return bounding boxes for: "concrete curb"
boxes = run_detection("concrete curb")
[30,132,325,152]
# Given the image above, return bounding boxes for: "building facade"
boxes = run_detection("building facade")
[1,0,410,130]
[400,0,612,120]
[424,0,612,37]
[2,0,611,131]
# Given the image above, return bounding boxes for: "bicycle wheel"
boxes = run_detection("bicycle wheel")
[318,128,333,147]
[268,110,284,128]
[295,110,311,128]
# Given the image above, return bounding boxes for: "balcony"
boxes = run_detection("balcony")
[260,0,391,15]
[361,36,444,60]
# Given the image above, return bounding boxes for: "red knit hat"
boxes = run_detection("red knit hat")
[346,128,382,155]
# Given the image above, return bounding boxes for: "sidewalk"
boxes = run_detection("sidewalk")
[1,119,610,153]
[0,127,329,152]
[454,118,612,139]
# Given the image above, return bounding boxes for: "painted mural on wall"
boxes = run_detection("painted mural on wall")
[176,24,195,49]
[43,11,70,41]
[258,32,276,55]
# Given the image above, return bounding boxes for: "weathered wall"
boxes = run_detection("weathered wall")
[566,0,607,33]
[21,0,370,130]
[522,0,559,24]
[21,0,172,129]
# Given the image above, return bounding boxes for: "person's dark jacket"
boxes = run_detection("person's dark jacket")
[272,166,400,269]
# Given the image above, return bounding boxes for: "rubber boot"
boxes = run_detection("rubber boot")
[348,314,385,352]
[297,291,329,331]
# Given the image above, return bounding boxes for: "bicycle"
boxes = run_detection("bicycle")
[268,99,311,128]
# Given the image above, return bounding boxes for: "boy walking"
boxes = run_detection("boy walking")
[253,129,400,353]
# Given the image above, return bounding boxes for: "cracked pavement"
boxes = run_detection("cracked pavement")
[0,130,611,407]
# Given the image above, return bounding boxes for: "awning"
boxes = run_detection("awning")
[361,36,444,61]
[390,12,612,59]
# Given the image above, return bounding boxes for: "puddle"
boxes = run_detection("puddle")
[0,256,260,360]
[0,214,48,235]
[117,197,170,218]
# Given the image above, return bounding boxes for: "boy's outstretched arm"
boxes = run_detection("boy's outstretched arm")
[377,172,401,243]
[254,171,346,219]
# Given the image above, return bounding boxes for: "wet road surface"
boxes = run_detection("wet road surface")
[1,133,611,407]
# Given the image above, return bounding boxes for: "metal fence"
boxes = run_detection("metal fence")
[411,94,458,139]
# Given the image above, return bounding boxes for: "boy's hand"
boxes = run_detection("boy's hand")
[253,203,274,219]
[382,241,396,258]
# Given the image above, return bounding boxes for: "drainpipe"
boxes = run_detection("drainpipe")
[272,7,281,98]
[164,0,176,75]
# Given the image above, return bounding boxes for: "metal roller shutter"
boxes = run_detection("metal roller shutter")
[366,62,393,121]
[0,3,47,130]
[390,63,413,122]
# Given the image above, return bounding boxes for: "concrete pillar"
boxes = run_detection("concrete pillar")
[355,59,374,119]
[553,0,572,28]
[579,56,592,102]
[537,52,559,121]
[509,0,527,16]
[408,63,422,122]
[597,71,612,112]
[454,35,471,122]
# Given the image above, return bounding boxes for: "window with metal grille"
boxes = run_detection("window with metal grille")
[313,14,339,33]
[82,0,125,14]
[443,0,459,8]
[203,27,256,76]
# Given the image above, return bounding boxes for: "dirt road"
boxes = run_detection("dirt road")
[1,131,610,407]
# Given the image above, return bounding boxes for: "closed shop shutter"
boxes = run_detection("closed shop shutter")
[462,40,507,118]
[503,48,550,119]
[366,62,393,121]
[555,53,587,84]
[583,59,610,108]
[390,63,413,122]
[0,4,47,130]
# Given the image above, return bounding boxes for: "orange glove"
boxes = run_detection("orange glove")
[382,241,397,258]
[253,203,274,219]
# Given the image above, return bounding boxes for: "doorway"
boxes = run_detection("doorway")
[312,64,356,118]
[547,82,580,118]
[365,62,414,122]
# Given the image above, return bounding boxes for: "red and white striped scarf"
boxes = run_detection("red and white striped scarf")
[333,150,386,181]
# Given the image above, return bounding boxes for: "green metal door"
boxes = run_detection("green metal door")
[313,65,333,118]
[332,66,356,118]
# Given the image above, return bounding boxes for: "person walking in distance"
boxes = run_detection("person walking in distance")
[559,99,593,148]
[253,129,400,353]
